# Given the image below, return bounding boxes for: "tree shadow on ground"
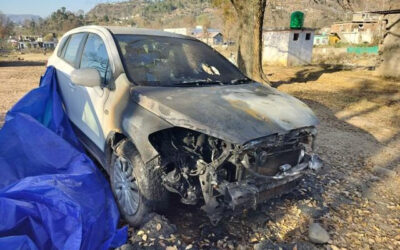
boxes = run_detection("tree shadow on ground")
[270,65,374,88]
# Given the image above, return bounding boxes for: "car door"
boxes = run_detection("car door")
[54,32,87,127]
[73,33,113,151]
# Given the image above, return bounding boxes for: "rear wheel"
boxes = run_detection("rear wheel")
[110,140,167,227]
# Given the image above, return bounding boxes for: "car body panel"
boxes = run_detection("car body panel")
[130,82,319,145]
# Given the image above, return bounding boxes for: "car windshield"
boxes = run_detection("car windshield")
[115,34,248,86]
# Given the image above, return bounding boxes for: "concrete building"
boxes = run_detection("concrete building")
[352,12,381,22]
[193,31,223,45]
[263,28,314,66]
[163,28,190,36]
[330,12,384,44]
[164,26,223,45]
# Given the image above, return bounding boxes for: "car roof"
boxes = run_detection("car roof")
[105,26,181,37]
[73,25,196,40]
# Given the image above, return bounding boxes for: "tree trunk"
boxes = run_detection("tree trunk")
[230,0,269,84]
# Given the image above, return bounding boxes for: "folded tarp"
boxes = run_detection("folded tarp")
[0,66,127,249]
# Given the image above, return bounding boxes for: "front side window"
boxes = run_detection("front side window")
[63,33,86,66]
[80,34,111,85]
[115,35,246,86]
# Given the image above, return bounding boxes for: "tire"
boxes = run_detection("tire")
[110,139,167,227]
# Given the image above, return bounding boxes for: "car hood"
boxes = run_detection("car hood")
[130,82,319,144]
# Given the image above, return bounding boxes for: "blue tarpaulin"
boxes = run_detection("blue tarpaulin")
[0,66,127,249]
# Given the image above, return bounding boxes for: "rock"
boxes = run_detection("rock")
[118,244,134,250]
[140,213,177,239]
[371,166,397,178]
[254,241,318,250]
[308,223,330,244]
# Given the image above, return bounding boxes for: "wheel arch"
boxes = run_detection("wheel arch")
[105,130,128,172]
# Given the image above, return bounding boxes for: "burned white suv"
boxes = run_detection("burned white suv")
[48,26,322,226]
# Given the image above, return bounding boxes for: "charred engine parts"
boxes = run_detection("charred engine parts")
[149,127,322,224]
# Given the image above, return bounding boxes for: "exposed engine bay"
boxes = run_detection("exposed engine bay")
[149,126,322,224]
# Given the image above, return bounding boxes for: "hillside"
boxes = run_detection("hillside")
[87,0,217,29]
[6,14,41,24]
[87,0,394,30]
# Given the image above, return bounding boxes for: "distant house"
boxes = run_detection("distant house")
[14,35,58,50]
[330,12,384,44]
[164,26,224,45]
[193,31,223,45]
[263,28,315,66]
[352,12,381,22]
[163,28,190,36]
[42,41,57,49]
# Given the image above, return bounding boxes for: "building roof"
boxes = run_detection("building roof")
[263,27,316,32]
[194,31,222,39]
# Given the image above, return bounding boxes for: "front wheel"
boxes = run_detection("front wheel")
[110,140,167,227]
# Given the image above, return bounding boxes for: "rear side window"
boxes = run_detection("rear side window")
[80,34,111,85]
[63,33,86,66]
[57,35,70,57]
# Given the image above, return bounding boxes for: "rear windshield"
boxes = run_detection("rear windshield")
[115,34,247,87]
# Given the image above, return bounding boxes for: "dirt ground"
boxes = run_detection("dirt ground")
[0,55,399,249]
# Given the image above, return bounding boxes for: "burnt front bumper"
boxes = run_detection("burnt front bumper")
[221,154,322,212]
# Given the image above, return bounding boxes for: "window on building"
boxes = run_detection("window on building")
[305,33,311,40]
[293,33,299,41]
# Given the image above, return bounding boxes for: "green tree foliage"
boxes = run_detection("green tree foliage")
[45,7,84,33]
[143,0,179,16]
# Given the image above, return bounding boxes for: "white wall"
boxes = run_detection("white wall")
[340,31,374,44]
[163,28,189,36]
[263,30,314,66]
[263,31,290,66]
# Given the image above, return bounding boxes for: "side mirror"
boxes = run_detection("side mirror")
[71,68,101,87]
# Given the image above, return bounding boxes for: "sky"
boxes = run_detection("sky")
[0,0,121,17]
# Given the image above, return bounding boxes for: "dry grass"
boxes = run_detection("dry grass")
[0,53,48,126]
[266,65,400,249]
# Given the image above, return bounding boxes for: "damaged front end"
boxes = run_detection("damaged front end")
[149,127,322,225]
